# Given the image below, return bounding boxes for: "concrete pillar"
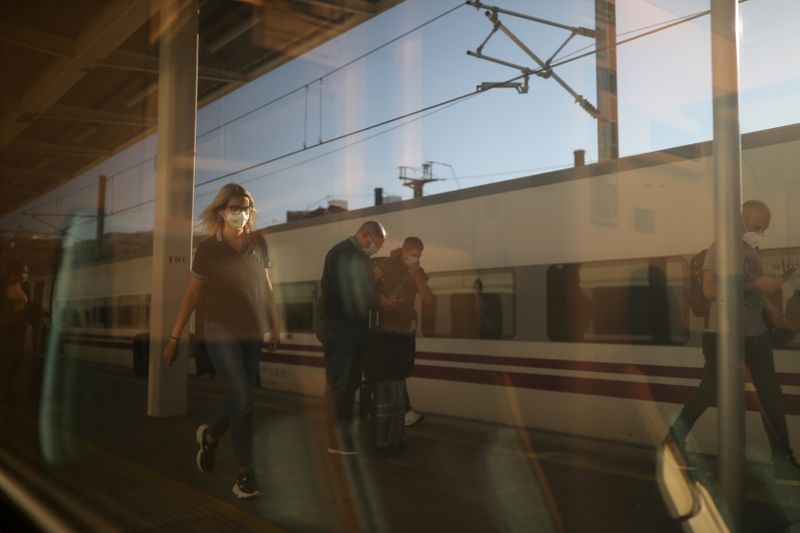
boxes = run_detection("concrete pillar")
[147,0,198,417]
[711,0,744,529]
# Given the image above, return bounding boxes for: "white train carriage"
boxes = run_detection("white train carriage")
[263,122,800,461]
[56,122,800,462]
[58,256,151,367]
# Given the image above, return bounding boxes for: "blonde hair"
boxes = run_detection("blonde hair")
[200,183,257,234]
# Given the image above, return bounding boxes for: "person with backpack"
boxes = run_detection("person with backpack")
[667,200,800,485]
[163,183,280,499]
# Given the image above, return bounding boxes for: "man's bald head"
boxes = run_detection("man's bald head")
[742,200,771,234]
[743,200,770,219]
[357,221,387,241]
[354,220,387,255]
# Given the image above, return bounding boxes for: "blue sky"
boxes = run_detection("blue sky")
[4,0,800,237]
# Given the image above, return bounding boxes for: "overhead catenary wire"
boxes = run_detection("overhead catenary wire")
[10,2,735,236]
[196,2,728,190]
[555,10,706,64]
[4,2,466,233]
[196,87,484,188]
[32,2,722,233]
[196,2,466,141]
[551,0,750,69]
[4,155,157,231]
[111,81,488,219]
[224,88,484,192]
[59,81,486,235]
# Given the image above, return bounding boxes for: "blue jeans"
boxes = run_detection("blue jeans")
[323,320,367,449]
[204,322,262,469]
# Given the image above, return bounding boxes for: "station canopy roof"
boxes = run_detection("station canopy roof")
[0,0,401,217]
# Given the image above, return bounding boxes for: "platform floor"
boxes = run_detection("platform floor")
[2,356,800,532]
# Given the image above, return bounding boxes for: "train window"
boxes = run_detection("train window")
[67,305,81,327]
[547,257,689,345]
[115,295,142,329]
[274,282,316,333]
[88,298,112,328]
[421,270,515,339]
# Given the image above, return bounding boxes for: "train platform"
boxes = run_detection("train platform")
[2,356,800,532]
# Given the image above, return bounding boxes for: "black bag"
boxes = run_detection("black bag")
[763,309,796,348]
[364,330,415,381]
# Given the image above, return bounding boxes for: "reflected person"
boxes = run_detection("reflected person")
[320,221,385,454]
[163,183,280,498]
[371,236,434,447]
[473,278,502,339]
[1,261,29,401]
[667,200,800,485]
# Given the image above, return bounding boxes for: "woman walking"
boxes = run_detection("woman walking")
[163,183,280,499]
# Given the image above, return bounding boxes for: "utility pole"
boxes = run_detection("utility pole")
[399,162,442,199]
[595,0,619,161]
[590,0,620,227]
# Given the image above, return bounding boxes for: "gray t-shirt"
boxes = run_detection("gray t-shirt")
[704,240,766,336]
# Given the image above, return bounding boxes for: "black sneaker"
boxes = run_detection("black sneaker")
[195,425,217,474]
[774,455,800,486]
[233,469,262,499]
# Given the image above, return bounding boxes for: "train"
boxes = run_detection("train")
[51,121,800,463]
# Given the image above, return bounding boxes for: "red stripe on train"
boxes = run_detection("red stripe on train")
[59,335,800,413]
[270,343,800,387]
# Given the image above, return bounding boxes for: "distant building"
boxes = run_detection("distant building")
[286,199,348,222]
[328,199,348,210]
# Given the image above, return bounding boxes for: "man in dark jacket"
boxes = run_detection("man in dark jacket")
[320,221,386,454]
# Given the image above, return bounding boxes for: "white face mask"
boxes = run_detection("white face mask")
[364,243,380,256]
[225,211,249,230]
[743,231,764,249]
[404,256,419,266]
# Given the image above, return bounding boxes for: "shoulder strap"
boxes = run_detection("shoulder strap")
[251,232,270,266]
